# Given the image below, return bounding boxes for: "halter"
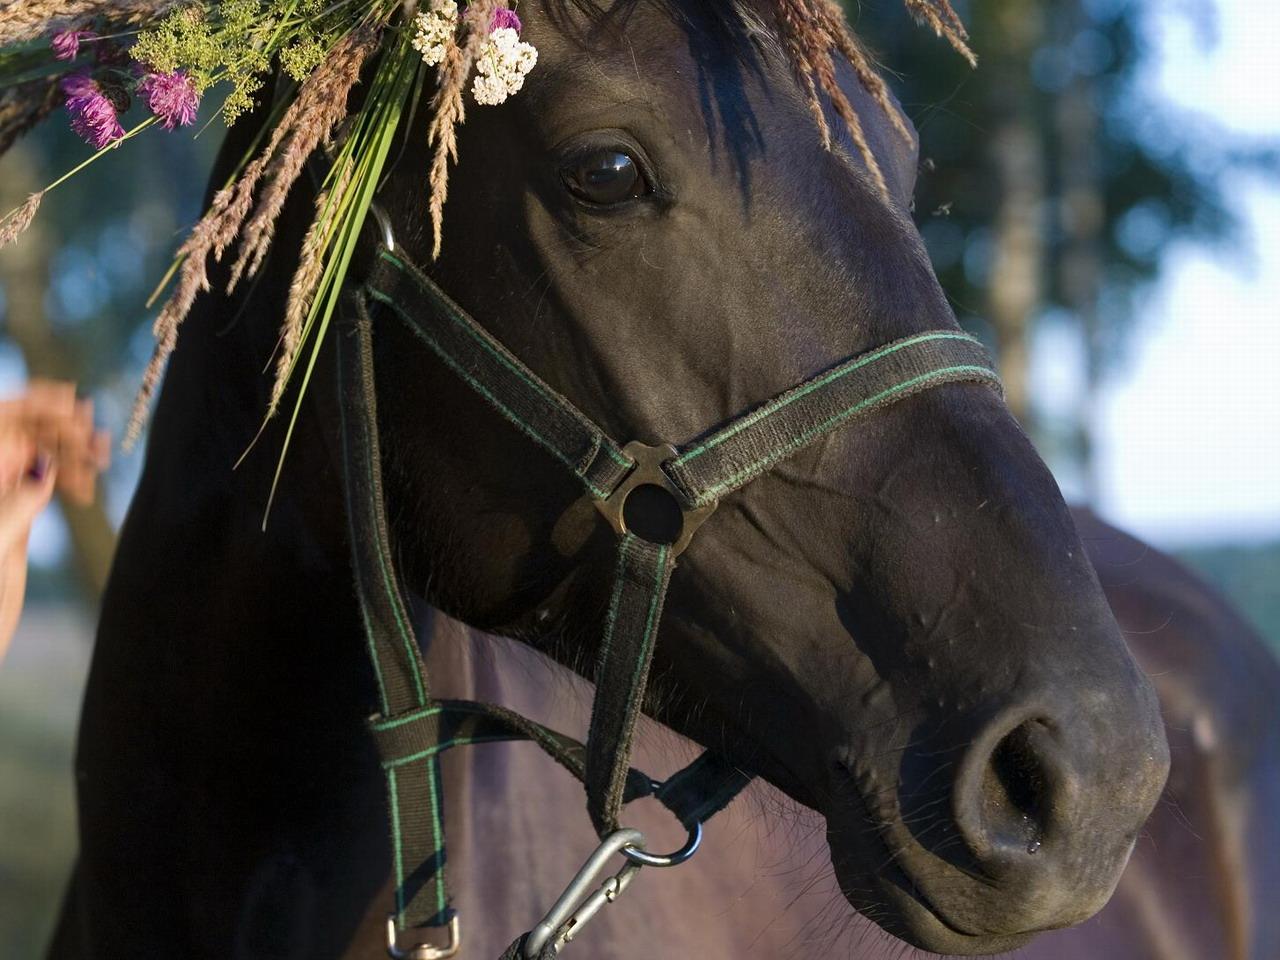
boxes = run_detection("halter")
[336,220,1002,959]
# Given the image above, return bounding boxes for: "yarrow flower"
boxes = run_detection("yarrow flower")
[60,73,125,149]
[472,26,538,106]
[51,30,96,62]
[139,71,201,129]
[411,0,459,67]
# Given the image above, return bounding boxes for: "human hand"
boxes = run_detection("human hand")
[0,381,110,662]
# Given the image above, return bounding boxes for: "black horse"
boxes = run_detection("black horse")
[51,3,1174,957]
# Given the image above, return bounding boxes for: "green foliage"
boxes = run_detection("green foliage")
[132,3,269,122]
[131,0,340,124]
[280,32,327,82]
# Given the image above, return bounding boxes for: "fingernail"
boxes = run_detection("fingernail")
[26,454,51,483]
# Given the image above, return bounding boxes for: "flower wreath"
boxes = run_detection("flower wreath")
[0,0,972,448]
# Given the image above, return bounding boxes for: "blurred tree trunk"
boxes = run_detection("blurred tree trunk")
[0,146,117,599]
[1055,6,1106,505]
[984,3,1047,428]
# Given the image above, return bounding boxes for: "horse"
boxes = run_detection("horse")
[47,2,1188,956]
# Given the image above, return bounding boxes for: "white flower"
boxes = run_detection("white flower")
[471,26,538,106]
[411,0,459,67]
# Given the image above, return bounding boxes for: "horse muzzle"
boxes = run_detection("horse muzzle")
[824,686,1169,955]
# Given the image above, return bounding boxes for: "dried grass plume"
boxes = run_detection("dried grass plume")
[125,26,379,446]
[0,0,179,48]
[425,0,498,259]
[270,157,355,415]
[0,191,43,249]
[228,27,380,290]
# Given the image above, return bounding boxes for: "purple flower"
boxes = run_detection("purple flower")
[138,71,200,130]
[51,29,96,61]
[59,71,97,98]
[491,8,522,32]
[60,73,125,149]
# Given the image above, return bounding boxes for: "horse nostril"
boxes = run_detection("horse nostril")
[982,721,1049,856]
[955,716,1061,870]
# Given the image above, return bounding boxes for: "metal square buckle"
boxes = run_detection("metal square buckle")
[386,915,460,959]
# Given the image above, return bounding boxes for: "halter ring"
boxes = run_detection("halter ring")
[593,442,717,557]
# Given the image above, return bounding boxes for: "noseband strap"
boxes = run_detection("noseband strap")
[338,243,1002,957]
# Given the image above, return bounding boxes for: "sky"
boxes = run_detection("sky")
[1087,0,1280,546]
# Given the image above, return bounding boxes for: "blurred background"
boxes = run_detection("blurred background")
[0,0,1276,954]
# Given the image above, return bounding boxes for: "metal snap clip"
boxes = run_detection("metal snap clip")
[523,829,647,958]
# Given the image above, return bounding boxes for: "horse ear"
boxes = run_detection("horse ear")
[841,74,920,207]
[878,82,922,204]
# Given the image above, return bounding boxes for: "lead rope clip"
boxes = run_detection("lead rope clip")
[523,829,645,959]
[524,814,703,958]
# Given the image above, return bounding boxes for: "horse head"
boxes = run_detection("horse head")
[349,1,1168,953]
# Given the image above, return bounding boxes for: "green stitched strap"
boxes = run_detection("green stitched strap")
[370,697,663,934]
[666,332,1002,508]
[585,534,677,836]
[365,248,633,501]
[372,699,651,801]
[338,302,453,930]
[338,295,431,717]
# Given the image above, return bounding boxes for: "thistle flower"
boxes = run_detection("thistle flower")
[61,72,125,149]
[471,26,537,106]
[138,70,200,129]
[491,8,521,32]
[411,0,459,67]
[51,29,96,61]
[59,71,97,98]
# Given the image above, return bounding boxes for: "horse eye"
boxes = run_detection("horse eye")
[562,149,649,205]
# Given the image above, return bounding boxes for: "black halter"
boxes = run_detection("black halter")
[336,236,1001,959]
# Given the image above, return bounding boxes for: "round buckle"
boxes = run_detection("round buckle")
[593,442,716,557]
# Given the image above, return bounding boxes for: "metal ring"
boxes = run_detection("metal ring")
[591,441,717,558]
[620,821,702,867]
